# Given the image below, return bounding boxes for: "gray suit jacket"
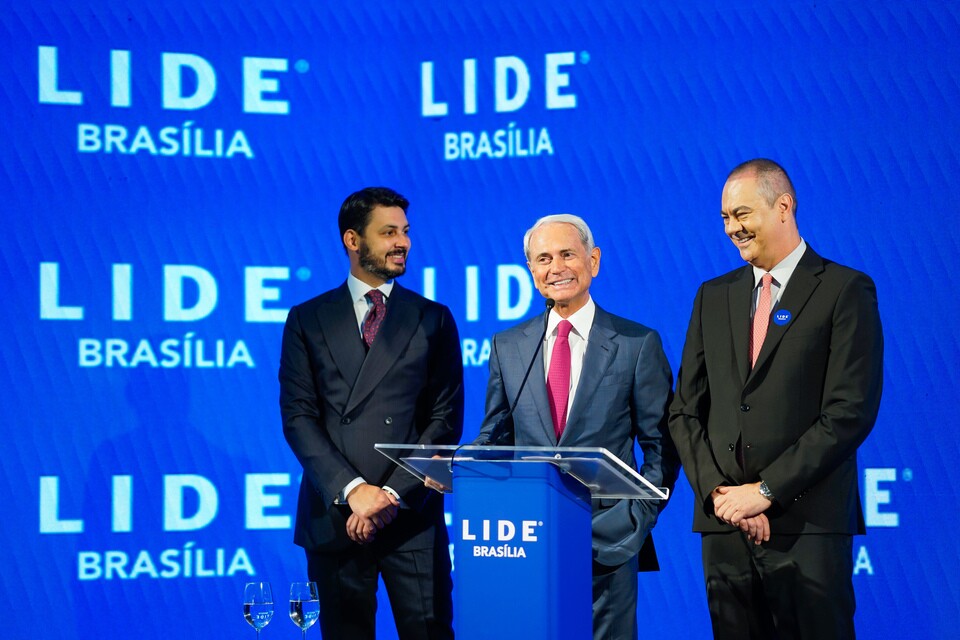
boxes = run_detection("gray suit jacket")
[279,282,464,552]
[475,304,676,568]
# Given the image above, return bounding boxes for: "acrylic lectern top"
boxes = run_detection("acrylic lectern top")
[374,444,668,500]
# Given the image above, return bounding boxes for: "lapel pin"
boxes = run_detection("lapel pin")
[773,310,792,326]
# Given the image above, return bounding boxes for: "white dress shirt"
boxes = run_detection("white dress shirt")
[751,239,807,314]
[347,273,395,335]
[340,274,402,505]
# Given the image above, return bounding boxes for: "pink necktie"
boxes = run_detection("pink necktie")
[363,290,386,349]
[751,274,773,367]
[547,320,573,441]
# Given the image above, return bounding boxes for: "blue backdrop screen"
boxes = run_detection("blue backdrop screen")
[3,1,959,637]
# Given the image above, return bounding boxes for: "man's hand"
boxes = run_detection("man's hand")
[424,454,452,493]
[738,513,770,545]
[346,483,400,523]
[346,513,378,544]
[712,482,771,526]
[424,476,450,493]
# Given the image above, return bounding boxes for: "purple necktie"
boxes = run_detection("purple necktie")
[362,290,386,349]
[547,320,573,441]
[751,273,773,367]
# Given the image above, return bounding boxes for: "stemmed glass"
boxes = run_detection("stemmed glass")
[289,581,320,638]
[243,581,274,639]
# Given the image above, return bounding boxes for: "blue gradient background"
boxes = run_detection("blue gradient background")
[2,1,958,637]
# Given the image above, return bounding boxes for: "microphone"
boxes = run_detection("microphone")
[483,298,556,446]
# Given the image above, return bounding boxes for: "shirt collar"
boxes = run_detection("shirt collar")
[547,296,596,339]
[347,273,394,302]
[753,238,807,289]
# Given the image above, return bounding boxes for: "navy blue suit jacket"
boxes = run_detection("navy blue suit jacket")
[476,304,676,568]
[279,282,464,552]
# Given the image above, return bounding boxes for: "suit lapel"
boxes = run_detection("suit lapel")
[728,267,754,386]
[561,307,617,445]
[517,318,555,443]
[748,248,824,380]
[345,284,421,415]
[317,284,366,388]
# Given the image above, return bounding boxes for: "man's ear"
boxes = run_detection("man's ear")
[590,246,601,276]
[777,193,794,220]
[343,229,359,251]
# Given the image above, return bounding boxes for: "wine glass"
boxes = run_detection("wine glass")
[243,581,274,639]
[289,581,320,638]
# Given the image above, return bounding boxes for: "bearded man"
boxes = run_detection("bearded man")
[280,186,463,639]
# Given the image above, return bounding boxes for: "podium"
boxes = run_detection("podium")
[375,444,668,639]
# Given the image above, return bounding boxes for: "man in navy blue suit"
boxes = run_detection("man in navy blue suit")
[475,214,676,640]
[280,187,463,639]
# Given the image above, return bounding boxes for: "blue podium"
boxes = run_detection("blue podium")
[376,445,668,640]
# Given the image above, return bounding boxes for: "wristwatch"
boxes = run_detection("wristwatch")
[758,480,775,501]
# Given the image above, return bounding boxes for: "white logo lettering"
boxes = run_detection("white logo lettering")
[243,57,289,114]
[853,545,874,575]
[41,262,294,324]
[545,52,577,109]
[245,474,291,530]
[38,46,290,114]
[245,267,290,323]
[163,265,218,322]
[864,468,899,527]
[494,56,530,113]
[421,52,578,117]
[39,476,84,533]
[39,262,84,320]
[38,46,83,105]
[77,544,255,580]
[162,53,217,110]
[163,474,219,531]
[112,475,133,532]
[461,518,542,542]
[497,265,533,321]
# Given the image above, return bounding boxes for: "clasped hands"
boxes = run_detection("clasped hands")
[711,482,772,545]
[345,483,400,545]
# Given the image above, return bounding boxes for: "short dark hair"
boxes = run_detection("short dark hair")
[338,186,409,249]
[727,158,798,215]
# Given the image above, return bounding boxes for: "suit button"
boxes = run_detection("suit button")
[745,443,752,450]
[728,443,735,452]
[740,404,750,412]
[341,417,351,425]
[384,417,393,425]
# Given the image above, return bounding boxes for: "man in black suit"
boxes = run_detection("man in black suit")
[279,187,463,639]
[669,159,883,639]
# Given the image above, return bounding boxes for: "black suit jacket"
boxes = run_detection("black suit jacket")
[669,246,883,534]
[279,282,464,552]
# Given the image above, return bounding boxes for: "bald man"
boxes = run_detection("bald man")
[669,159,883,639]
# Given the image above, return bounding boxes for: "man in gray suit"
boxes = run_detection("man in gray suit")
[474,214,676,640]
[280,187,463,639]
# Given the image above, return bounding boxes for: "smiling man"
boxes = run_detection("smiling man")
[279,186,463,639]
[474,214,676,640]
[669,159,884,639]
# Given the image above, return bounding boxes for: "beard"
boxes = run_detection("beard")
[359,240,407,281]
